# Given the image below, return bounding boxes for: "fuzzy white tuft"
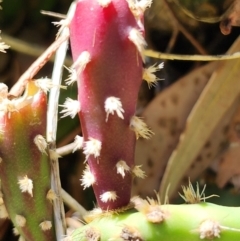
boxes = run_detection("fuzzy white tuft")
[18,176,33,197]
[49,149,61,161]
[59,98,80,119]
[104,97,124,122]
[64,66,77,85]
[127,0,152,19]
[34,135,48,154]
[72,135,84,153]
[83,138,102,161]
[72,51,91,75]
[15,215,26,227]
[143,63,163,88]
[132,165,146,179]
[35,78,66,94]
[52,19,70,38]
[199,220,221,239]
[100,191,118,203]
[116,160,130,178]
[46,189,58,203]
[81,165,95,189]
[130,116,154,139]
[128,28,146,62]
[97,0,111,7]
[39,221,52,231]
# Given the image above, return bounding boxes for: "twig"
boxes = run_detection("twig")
[8,33,69,98]
[46,2,77,240]
[61,189,87,218]
[1,33,72,66]
[144,49,240,61]
[57,142,77,156]
[163,0,207,55]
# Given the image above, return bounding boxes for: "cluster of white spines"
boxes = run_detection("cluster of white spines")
[81,165,96,189]
[18,176,34,197]
[83,138,102,161]
[100,191,118,203]
[34,135,48,154]
[130,116,154,139]
[104,97,124,121]
[72,51,91,75]
[128,28,147,62]
[60,98,80,119]
[116,160,130,178]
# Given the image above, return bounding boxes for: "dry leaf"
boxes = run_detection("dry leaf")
[132,62,216,197]
[160,37,240,199]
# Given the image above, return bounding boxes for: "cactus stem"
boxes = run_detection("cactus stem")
[60,98,81,119]
[132,165,146,179]
[100,191,118,203]
[81,165,96,189]
[130,116,154,139]
[116,160,130,178]
[34,134,48,154]
[104,97,124,122]
[97,0,112,8]
[17,175,34,197]
[128,28,146,62]
[83,138,102,161]
[39,221,52,231]
[15,215,26,228]
[72,51,91,75]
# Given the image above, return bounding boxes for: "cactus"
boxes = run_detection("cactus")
[1,0,240,241]
[68,0,155,211]
[0,81,55,241]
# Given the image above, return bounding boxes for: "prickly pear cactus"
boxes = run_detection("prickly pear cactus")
[0,81,55,241]
[68,0,155,211]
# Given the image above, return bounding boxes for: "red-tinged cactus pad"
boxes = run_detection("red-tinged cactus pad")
[0,81,55,241]
[70,0,152,211]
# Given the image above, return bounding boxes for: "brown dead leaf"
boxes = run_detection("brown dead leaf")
[132,61,216,197]
[160,37,240,199]
[215,104,240,188]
